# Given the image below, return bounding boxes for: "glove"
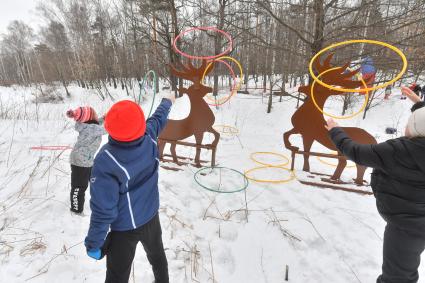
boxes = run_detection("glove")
[85,232,111,260]
[162,92,176,104]
[66,109,75,118]
[87,249,103,260]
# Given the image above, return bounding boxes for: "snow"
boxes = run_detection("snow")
[0,83,423,282]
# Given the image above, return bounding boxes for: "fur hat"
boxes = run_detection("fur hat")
[407,107,425,137]
[66,107,96,123]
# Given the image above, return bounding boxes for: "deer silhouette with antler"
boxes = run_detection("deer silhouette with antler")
[284,54,377,184]
[158,60,220,167]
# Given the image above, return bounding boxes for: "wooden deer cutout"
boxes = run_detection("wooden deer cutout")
[158,60,220,167]
[283,54,377,185]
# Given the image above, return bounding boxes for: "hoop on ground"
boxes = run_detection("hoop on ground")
[250,152,290,167]
[30,146,73,150]
[244,166,296,184]
[212,125,239,137]
[311,67,369,119]
[309,39,407,93]
[194,166,249,193]
[173,27,233,60]
[201,56,244,106]
[316,151,356,168]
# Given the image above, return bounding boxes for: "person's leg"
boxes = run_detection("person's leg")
[139,214,169,283]
[70,165,91,213]
[70,165,82,212]
[378,224,425,283]
[105,230,139,283]
[78,166,91,211]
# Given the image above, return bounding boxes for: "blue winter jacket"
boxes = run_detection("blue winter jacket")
[85,98,172,250]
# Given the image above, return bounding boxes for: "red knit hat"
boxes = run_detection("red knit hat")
[66,106,96,123]
[105,100,146,142]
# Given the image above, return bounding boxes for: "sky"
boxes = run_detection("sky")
[0,0,41,35]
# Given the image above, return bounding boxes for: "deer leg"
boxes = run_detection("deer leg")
[209,127,220,147]
[194,133,204,168]
[207,127,220,167]
[331,158,347,181]
[284,128,299,152]
[354,164,367,185]
[158,140,166,160]
[170,142,180,165]
[301,137,314,172]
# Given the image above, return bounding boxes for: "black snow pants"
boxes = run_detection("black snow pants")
[70,164,92,213]
[377,224,425,283]
[104,213,169,283]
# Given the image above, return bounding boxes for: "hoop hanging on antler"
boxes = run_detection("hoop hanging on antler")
[201,56,244,106]
[311,67,369,120]
[173,27,233,60]
[204,59,237,105]
[309,39,407,93]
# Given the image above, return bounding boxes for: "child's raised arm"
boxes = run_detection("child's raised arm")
[145,96,174,138]
[328,127,392,169]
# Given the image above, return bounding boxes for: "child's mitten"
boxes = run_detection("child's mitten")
[66,109,75,118]
[87,249,103,260]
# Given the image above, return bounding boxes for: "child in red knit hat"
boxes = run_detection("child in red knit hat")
[85,94,175,283]
[66,106,106,213]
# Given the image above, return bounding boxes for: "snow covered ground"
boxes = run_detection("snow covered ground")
[0,83,422,283]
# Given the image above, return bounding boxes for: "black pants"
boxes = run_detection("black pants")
[105,213,169,283]
[377,224,425,283]
[70,165,92,213]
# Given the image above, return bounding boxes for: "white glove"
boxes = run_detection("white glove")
[162,92,176,104]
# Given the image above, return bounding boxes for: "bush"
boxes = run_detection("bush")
[32,86,64,104]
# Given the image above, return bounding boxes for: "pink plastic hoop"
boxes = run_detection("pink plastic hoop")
[204,59,237,106]
[173,27,233,60]
[30,146,73,151]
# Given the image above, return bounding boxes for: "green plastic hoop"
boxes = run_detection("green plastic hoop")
[138,70,157,118]
[194,166,249,193]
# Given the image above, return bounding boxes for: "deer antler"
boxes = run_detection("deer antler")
[170,64,191,81]
[186,60,196,71]
[170,60,213,83]
[313,53,334,74]
[315,54,361,80]
[312,53,365,90]
[201,60,214,77]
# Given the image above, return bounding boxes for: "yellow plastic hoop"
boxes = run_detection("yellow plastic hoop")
[309,39,407,93]
[244,166,296,184]
[201,56,244,104]
[213,124,239,136]
[316,151,356,168]
[311,67,369,119]
[250,152,290,167]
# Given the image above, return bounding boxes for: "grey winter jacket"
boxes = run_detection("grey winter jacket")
[70,121,106,167]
